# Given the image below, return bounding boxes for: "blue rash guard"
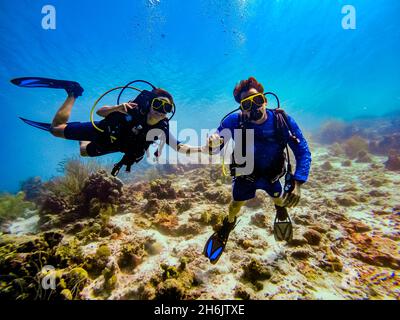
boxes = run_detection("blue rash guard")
[217,109,312,201]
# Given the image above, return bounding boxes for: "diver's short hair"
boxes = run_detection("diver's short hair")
[233,77,264,103]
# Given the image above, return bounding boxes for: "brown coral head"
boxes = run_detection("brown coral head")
[388,149,398,157]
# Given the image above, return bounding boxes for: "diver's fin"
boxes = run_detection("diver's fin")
[19,117,52,132]
[203,217,238,264]
[273,216,293,242]
[11,77,84,98]
[203,232,226,265]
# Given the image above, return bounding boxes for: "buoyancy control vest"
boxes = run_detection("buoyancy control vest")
[230,108,299,187]
[96,106,168,176]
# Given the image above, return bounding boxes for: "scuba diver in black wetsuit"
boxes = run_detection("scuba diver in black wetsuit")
[11,77,204,175]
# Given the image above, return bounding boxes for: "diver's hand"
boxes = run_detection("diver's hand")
[116,102,137,114]
[207,133,224,148]
[282,180,301,208]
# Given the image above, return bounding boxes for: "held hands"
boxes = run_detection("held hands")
[207,133,224,148]
[201,133,224,154]
[282,180,301,208]
[116,102,137,114]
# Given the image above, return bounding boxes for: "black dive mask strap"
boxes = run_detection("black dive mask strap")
[117,80,156,105]
[131,90,158,114]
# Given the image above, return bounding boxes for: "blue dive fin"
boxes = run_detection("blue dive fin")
[11,77,84,97]
[19,117,52,132]
[203,233,225,264]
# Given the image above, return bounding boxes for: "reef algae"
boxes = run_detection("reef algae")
[0,192,35,225]
[0,231,88,300]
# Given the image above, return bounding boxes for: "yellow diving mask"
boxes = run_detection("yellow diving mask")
[240,93,266,111]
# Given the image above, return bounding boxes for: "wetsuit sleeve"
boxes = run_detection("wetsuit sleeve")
[286,116,312,183]
[166,132,181,149]
[161,122,181,148]
[215,113,238,149]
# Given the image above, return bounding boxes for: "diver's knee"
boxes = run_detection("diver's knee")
[228,201,244,222]
[50,125,65,138]
[230,200,245,210]
[80,144,89,157]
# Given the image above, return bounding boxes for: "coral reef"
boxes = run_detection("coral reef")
[0,192,35,225]
[234,285,252,300]
[36,168,123,231]
[81,170,123,205]
[44,158,102,201]
[199,209,223,226]
[245,192,266,208]
[385,149,400,171]
[321,161,333,170]
[241,259,272,291]
[335,195,358,207]
[176,199,192,213]
[145,179,177,199]
[203,189,231,204]
[350,234,400,270]
[20,177,44,202]
[329,143,345,157]
[369,133,400,155]
[356,150,372,163]
[302,229,322,246]
[0,231,87,300]
[1,140,399,300]
[290,249,311,260]
[343,136,369,159]
[341,159,352,167]
[84,244,111,278]
[153,212,179,235]
[118,243,146,272]
[250,213,268,228]
[135,260,197,300]
[315,115,400,150]
[315,120,357,144]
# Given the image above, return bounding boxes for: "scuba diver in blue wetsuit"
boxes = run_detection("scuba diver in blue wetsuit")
[11,77,203,176]
[201,77,312,264]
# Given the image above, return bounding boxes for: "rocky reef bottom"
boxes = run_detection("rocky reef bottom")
[0,144,399,300]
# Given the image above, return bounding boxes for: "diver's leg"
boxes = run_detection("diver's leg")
[227,200,246,223]
[228,176,256,222]
[204,199,244,264]
[272,197,289,220]
[272,196,285,207]
[257,178,288,220]
[50,95,76,138]
[267,181,288,220]
[79,141,90,157]
[204,178,249,264]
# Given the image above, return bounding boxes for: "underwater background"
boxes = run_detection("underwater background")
[0,0,399,192]
[0,0,399,300]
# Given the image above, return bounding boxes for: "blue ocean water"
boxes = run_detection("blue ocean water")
[0,0,399,192]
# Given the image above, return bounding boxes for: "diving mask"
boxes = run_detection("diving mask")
[240,93,266,121]
[240,93,266,111]
[151,97,174,114]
